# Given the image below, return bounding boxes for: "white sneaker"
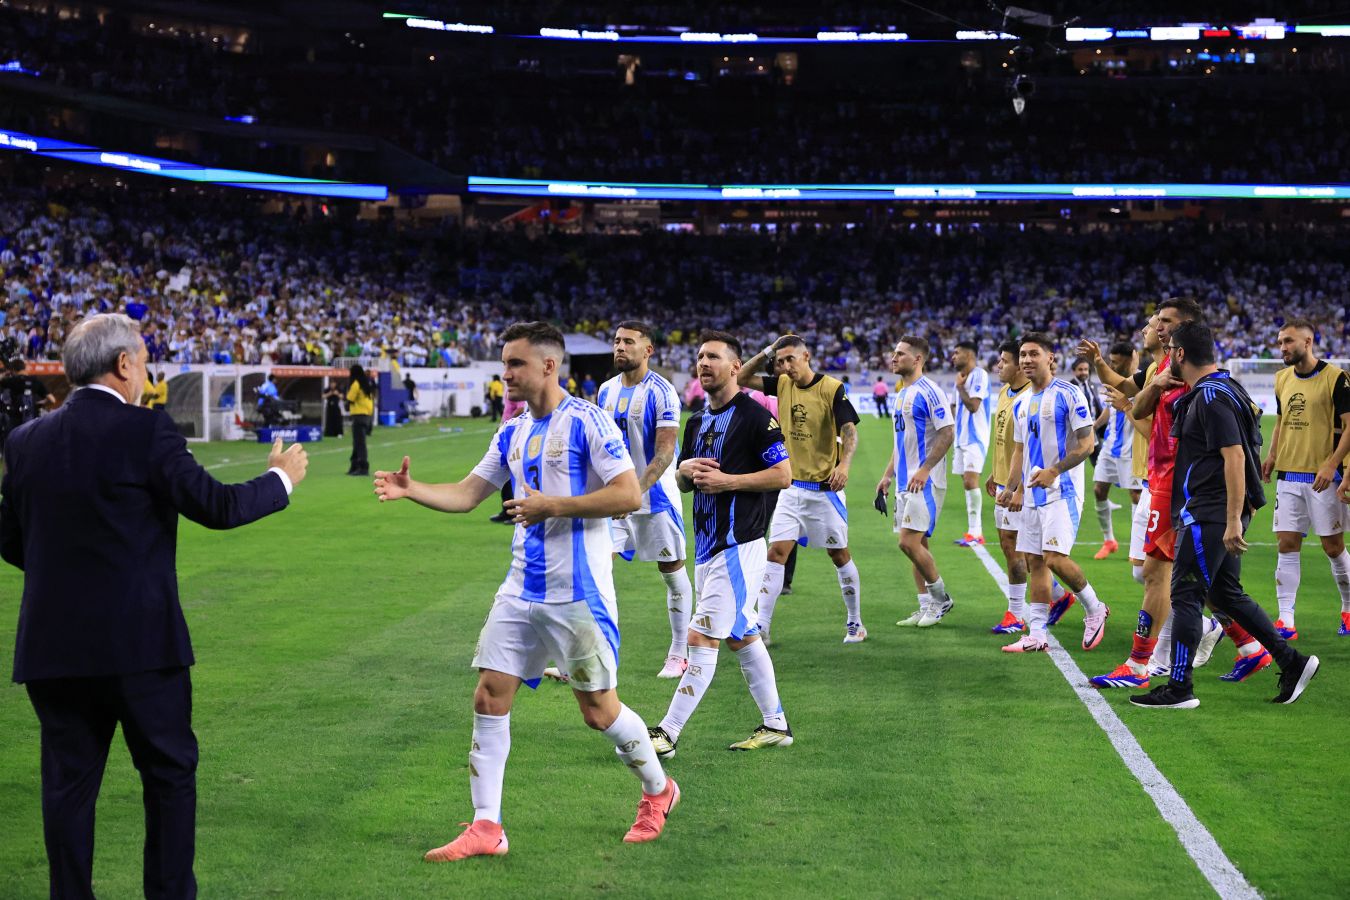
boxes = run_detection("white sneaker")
[917,595,954,627]
[897,607,926,627]
[843,622,868,644]
[657,655,688,679]
[1195,617,1224,668]
[542,666,570,683]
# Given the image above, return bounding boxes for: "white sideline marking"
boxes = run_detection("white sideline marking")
[970,542,1260,900]
[204,431,467,472]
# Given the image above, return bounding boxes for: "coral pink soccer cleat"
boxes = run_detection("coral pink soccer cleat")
[623,778,680,844]
[424,820,509,862]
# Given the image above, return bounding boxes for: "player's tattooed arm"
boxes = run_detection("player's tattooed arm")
[907,425,954,494]
[1048,424,1096,479]
[640,428,678,493]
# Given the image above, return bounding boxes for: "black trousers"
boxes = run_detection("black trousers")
[874,395,889,419]
[26,668,198,900]
[1169,517,1296,687]
[349,414,372,473]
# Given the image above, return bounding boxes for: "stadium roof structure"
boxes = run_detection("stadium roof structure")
[0,128,389,201]
[468,176,1350,202]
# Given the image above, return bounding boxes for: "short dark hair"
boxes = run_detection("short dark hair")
[1280,317,1317,336]
[1109,341,1135,358]
[698,329,743,359]
[998,339,1020,357]
[956,340,978,353]
[1072,356,1090,369]
[773,334,807,354]
[501,321,566,358]
[1157,297,1204,324]
[899,335,929,357]
[1171,320,1217,366]
[615,320,654,339]
[1020,332,1056,354]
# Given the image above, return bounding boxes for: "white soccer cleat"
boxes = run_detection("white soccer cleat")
[1194,617,1225,668]
[542,666,570,683]
[897,607,926,627]
[656,655,688,679]
[917,595,954,628]
[843,622,868,644]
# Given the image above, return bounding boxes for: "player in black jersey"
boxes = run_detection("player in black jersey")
[647,331,795,757]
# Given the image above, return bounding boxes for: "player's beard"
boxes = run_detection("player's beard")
[1283,348,1305,368]
[613,355,638,372]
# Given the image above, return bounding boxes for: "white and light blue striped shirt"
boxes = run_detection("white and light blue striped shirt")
[471,396,634,616]
[1013,378,1094,508]
[1101,407,1133,461]
[954,366,993,452]
[596,370,682,518]
[894,375,955,491]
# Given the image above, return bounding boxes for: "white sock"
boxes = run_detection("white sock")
[836,560,862,624]
[1076,582,1104,616]
[1151,613,1174,668]
[1007,582,1027,619]
[1096,499,1115,542]
[1132,564,1145,585]
[469,712,510,823]
[1327,549,1350,612]
[964,488,983,536]
[660,645,718,743]
[603,704,667,795]
[1027,602,1049,642]
[757,562,785,632]
[1275,552,1300,625]
[926,577,949,606]
[662,568,693,658]
[917,591,933,613]
[736,640,787,731]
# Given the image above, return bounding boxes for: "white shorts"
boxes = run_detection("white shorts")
[769,483,849,549]
[1093,453,1143,490]
[1016,496,1085,556]
[893,484,946,537]
[994,484,1021,532]
[952,444,988,475]
[692,540,767,641]
[1273,476,1345,537]
[472,593,619,692]
[1129,486,1152,560]
[612,508,687,563]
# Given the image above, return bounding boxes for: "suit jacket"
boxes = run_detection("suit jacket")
[1,388,289,682]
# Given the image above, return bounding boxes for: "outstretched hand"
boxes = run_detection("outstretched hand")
[374,456,412,502]
[267,436,309,487]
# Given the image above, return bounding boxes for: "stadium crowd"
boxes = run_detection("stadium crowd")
[2,183,1348,372]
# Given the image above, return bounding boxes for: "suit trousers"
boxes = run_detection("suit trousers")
[26,667,198,900]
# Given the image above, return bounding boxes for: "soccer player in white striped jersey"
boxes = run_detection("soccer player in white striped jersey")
[998,333,1112,653]
[1090,342,1143,560]
[373,322,678,860]
[877,336,958,628]
[598,321,694,679]
[951,340,993,547]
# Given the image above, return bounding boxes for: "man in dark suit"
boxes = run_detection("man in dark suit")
[1,314,309,900]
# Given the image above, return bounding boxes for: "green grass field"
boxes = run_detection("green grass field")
[1,414,1347,898]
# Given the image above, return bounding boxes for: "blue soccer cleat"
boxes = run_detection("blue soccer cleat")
[1089,663,1150,689]
[1047,591,1076,627]
[1218,649,1273,682]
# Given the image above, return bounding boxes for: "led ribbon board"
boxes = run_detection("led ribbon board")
[0,128,388,200]
[468,176,1350,201]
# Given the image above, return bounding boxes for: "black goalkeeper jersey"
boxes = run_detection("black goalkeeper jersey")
[679,393,788,564]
